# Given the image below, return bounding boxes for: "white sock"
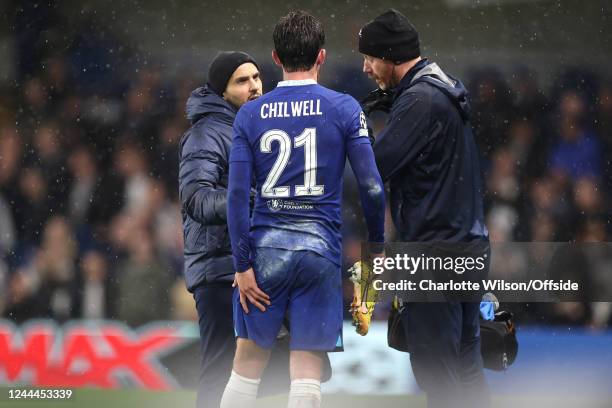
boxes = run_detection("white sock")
[287,378,321,408]
[220,370,261,408]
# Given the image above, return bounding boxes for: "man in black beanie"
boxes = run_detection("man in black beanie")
[358,9,491,408]
[179,50,262,407]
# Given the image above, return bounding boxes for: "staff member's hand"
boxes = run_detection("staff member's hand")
[233,268,270,314]
[359,88,394,116]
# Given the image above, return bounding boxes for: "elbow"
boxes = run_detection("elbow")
[179,187,195,214]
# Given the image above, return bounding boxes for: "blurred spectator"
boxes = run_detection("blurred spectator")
[122,85,156,136]
[487,147,520,204]
[108,212,140,257]
[549,91,602,181]
[530,213,557,242]
[30,121,69,213]
[0,126,23,195]
[67,145,98,226]
[150,181,184,277]
[0,194,16,257]
[32,216,80,322]
[487,206,518,243]
[115,227,172,326]
[114,142,151,209]
[79,250,114,319]
[486,147,521,241]
[510,66,549,123]
[469,68,513,160]
[573,177,607,220]
[0,127,21,255]
[15,167,50,244]
[153,119,184,193]
[3,270,44,323]
[44,56,70,104]
[523,176,573,240]
[18,77,50,133]
[507,119,548,181]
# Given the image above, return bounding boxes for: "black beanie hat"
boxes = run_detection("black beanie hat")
[207,51,259,95]
[358,9,420,63]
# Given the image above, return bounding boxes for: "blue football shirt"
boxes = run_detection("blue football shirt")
[230,79,371,266]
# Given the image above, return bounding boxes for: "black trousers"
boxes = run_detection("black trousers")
[193,282,235,408]
[401,301,490,408]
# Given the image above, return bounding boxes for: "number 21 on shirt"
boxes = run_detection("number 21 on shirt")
[260,127,324,198]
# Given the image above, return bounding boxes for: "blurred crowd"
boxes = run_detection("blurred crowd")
[0,55,195,325]
[0,51,610,328]
[473,68,612,328]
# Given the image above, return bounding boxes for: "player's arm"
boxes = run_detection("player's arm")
[227,116,270,313]
[227,158,252,272]
[179,128,229,225]
[346,142,385,336]
[345,101,386,336]
[344,102,386,252]
[373,91,431,182]
[347,142,386,253]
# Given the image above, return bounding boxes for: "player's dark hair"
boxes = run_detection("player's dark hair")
[273,11,325,73]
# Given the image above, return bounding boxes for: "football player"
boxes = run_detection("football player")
[221,10,385,408]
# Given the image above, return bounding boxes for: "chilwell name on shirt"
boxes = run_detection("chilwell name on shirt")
[260,100,322,119]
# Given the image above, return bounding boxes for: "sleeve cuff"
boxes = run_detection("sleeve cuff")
[234,259,251,273]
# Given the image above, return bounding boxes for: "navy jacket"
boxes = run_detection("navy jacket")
[373,59,488,242]
[179,86,236,291]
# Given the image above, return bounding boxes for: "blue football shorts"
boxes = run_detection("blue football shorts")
[233,247,343,351]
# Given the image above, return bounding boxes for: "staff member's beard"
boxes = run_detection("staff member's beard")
[389,64,398,89]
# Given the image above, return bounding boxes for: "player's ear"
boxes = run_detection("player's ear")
[316,49,326,66]
[271,50,283,67]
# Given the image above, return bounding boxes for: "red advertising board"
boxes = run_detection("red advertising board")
[0,320,197,390]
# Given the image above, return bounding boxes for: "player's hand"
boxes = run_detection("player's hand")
[233,268,271,314]
[348,258,379,336]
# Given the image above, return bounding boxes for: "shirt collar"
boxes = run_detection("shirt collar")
[277,79,317,87]
[393,58,430,100]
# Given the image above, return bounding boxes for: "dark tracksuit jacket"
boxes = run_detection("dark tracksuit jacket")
[373,58,488,243]
[373,59,490,408]
[179,86,236,291]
